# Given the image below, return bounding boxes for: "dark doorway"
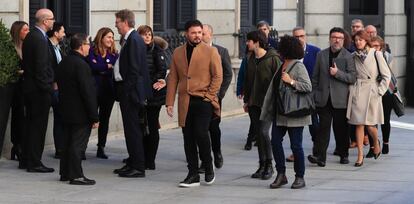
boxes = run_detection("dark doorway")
[29,0,88,35]
[405,0,414,106]
[344,0,385,37]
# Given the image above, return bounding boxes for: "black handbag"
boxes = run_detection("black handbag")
[277,61,315,117]
[374,51,404,117]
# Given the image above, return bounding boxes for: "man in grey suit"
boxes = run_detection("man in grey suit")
[199,24,233,170]
[308,27,356,167]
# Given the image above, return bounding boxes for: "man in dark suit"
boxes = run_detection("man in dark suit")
[21,8,55,172]
[257,20,278,50]
[200,24,232,170]
[112,9,152,178]
[286,27,321,162]
[46,22,66,159]
[308,27,357,167]
[56,33,99,185]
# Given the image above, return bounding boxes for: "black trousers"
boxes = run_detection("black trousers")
[248,106,272,162]
[209,98,222,154]
[116,83,145,171]
[60,123,91,179]
[96,87,115,147]
[314,98,349,161]
[143,105,161,165]
[52,90,64,153]
[22,91,51,167]
[11,80,25,150]
[182,97,213,175]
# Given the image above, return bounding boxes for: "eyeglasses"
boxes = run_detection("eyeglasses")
[330,36,344,40]
[82,42,90,46]
[45,17,55,21]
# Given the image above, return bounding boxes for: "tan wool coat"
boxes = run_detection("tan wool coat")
[166,42,223,127]
[346,48,391,125]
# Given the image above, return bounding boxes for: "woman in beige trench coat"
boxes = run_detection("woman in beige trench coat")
[346,30,390,167]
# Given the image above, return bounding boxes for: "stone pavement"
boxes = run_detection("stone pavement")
[1,109,414,204]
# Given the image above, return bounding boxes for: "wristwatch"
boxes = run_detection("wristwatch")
[290,80,295,86]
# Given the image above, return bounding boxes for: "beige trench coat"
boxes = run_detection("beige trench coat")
[346,48,391,125]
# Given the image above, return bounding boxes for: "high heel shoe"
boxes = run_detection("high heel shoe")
[374,140,381,160]
[354,156,364,167]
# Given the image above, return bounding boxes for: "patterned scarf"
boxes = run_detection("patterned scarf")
[355,47,369,62]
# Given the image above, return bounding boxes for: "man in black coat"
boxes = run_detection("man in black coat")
[200,24,232,170]
[46,22,66,159]
[56,33,99,185]
[21,8,55,172]
[112,9,152,178]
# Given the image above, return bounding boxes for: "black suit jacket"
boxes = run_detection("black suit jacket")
[212,44,232,99]
[56,51,98,125]
[118,30,152,105]
[22,27,54,94]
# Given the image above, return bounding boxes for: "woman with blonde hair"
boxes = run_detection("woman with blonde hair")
[87,27,118,159]
[347,30,390,166]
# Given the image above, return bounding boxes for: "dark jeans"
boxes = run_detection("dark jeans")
[381,92,393,143]
[143,105,161,165]
[182,97,213,175]
[271,124,305,178]
[52,90,64,153]
[248,106,272,162]
[314,98,349,161]
[23,91,51,167]
[60,123,91,179]
[97,88,115,147]
[246,110,256,143]
[209,98,222,154]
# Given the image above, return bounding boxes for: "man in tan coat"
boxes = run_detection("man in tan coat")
[166,20,222,188]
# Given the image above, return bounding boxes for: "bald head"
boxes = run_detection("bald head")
[365,25,377,37]
[35,9,54,31]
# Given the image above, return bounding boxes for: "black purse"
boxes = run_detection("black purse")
[277,61,315,117]
[374,51,405,117]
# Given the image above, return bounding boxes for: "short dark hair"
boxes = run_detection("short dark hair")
[115,9,135,28]
[70,33,88,50]
[46,22,64,38]
[256,20,270,29]
[246,30,268,49]
[278,34,304,60]
[329,27,346,37]
[184,20,203,31]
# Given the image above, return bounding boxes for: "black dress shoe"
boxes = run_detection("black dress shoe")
[122,157,129,163]
[27,165,55,173]
[269,173,288,189]
[54,151,61,159]
[179,174,200,188]
[96,146,108,159]
[214,152,223,169]
[251,162,265,179]
[113,165,131,174]
[340,156,350,164]
[118,169,145,178]
[291,177,306,189]
[69,177,96,185]
[307,155,325,167]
